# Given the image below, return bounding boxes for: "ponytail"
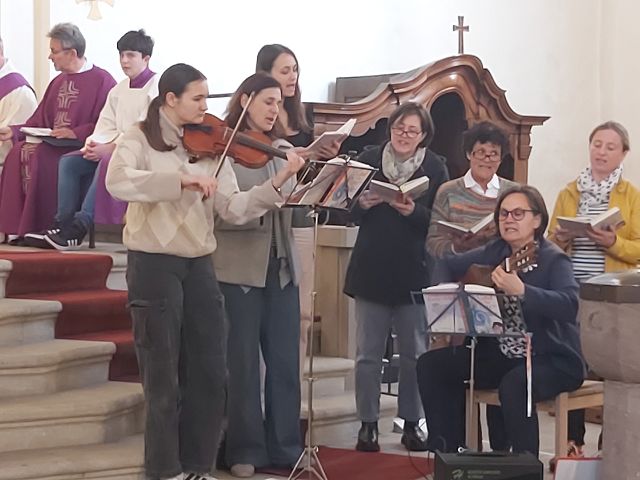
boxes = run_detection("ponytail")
[140,96,175,152]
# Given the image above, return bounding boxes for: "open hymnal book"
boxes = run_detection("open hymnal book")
[285,157,376,210]
[422,283,503,335]
[556,207,624,236]
[369,176,430,203]
[306,118,356,155]
[436,213,494,236]
[20,127,53,137]
[20,126,84,148]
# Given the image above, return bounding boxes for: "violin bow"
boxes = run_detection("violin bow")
[213,91,255,179]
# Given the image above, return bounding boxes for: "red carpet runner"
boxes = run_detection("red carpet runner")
[258,447,434,480]
[2,250,137,381]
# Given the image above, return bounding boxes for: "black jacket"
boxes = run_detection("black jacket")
[343,143,449,305]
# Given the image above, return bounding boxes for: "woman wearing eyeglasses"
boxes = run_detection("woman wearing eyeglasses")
[425,121,518,450]
[344,102,449,453]
[416,185,585,456]
[547,121,640,463]
[426,121,518,258]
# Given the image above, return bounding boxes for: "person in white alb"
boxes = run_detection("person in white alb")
[0,36,37,166]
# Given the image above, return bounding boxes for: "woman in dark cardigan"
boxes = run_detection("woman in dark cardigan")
[344,102,449,452]
[416,185,585,456]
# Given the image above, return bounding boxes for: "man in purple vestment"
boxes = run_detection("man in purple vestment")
[0,23,116,240]
[24,29,158,250]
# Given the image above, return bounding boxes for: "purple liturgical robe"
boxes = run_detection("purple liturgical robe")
[0,65,116,235]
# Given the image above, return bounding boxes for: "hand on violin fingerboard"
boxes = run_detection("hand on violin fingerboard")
[180,174,217,198]
[272,150,306,189]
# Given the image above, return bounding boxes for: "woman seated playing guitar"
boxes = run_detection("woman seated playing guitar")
[416,185,585,456]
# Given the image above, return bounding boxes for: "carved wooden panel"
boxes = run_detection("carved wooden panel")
[309,55,548,184]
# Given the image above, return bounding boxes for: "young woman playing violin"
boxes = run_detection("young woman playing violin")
[416,185,585,457]
[105,64,304,480]
[211,72,305,479]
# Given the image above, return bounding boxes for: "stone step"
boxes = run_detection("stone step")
[300,392,397,446]
[0,258,9,299]
[0,434,144,480]
[0,298,61,346]
[0,339,115,398]
[301,356,354,398]
[69,246,127,291]
[0,381,144,453]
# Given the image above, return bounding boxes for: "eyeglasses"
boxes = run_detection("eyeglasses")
[471,149,501,161]
[391,126,422,139]
[49,48,72,55]
[498,208,538,221]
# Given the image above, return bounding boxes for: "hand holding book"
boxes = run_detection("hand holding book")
[388,195,415,216]
[358,190,384,210]
[554,207,623,246]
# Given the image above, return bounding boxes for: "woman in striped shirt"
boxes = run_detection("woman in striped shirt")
[548,120,640,463]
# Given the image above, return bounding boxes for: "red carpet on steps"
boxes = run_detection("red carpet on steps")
[2,250,137,381]
[257,446,434,480]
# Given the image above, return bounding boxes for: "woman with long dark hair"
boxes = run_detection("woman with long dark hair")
[212,72,305,479]
[106,64,304,480]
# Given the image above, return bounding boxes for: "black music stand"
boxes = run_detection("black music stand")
[419,284,527,451]
[283,157,377,480]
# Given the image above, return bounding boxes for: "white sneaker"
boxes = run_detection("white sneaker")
[230,463,255,478]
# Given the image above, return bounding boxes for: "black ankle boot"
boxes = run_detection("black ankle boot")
[401,421,429,451]
[356,421,380,452]
[44,219,88,251]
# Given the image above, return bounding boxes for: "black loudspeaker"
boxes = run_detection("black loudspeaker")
[434,451,543,479]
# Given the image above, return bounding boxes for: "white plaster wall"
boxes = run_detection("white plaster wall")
[2,0,634,206]
[600,0,640,187]
[0,0,34,82]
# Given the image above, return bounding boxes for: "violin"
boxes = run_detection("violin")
[182,113,288,171]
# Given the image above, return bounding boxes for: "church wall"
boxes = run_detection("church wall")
[0,0,34,82]
[600,0,640,186]
[2,0,635,206]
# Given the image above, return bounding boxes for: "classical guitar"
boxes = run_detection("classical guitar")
[429,241,538,351]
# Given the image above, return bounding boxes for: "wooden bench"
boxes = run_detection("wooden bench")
[465,380,603,457]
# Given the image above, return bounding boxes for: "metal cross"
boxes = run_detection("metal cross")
[453,16,469,54]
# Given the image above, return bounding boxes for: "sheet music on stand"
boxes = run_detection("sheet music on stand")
[282,155,376,480]
[414,283,533,450]
[421,283,509,337]
[283,156,377,212]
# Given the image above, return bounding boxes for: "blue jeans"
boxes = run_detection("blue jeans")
[221,257,302,468]
[56,154,98,228]
[354,297,427,423]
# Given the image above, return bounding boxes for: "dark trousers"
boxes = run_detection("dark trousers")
[416,338,582,456]
[127,251,227,479]
[221,257,302,468]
